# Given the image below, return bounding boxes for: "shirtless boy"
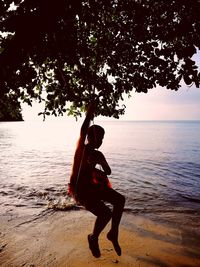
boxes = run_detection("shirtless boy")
[69,103,125,258]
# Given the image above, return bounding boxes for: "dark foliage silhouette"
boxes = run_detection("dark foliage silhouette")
[0,0,200,118]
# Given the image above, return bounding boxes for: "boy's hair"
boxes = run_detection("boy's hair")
[87,125,105,140]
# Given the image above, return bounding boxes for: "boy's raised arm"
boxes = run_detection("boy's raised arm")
[79,103,96,146]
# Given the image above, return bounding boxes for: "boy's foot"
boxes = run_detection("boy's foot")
[107,231,121,256]
[88,234,101,258]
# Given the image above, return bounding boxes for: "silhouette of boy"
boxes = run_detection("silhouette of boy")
[69,103,125,258]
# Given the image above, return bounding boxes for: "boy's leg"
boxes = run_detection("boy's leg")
[84,197,112,257]
[101,187,125,255]
[85,199,112,238]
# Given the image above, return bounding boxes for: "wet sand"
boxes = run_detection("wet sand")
[0,209,200,267]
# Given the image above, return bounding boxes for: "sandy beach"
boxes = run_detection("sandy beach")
[0,208,200,267]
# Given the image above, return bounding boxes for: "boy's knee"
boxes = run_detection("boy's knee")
[102,207,112,222]
[118,194,125,207]
[106,208,112,218]
[121,195,126,206]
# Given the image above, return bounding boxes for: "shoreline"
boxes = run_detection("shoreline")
[0,209,200,267]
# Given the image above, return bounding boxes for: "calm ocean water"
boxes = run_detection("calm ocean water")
[0,120,200,224]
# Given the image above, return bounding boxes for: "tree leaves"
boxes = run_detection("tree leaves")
[0,0,200,118]
[0,94,23,121]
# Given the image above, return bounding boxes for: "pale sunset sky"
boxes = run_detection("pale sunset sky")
[22,85,200,121]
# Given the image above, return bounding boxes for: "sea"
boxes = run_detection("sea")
[0,120,200,226]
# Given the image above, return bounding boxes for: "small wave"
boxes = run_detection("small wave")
[0,191,8,196]
[181,195,200,204]
[47,196,81,211]
[14,203,27,207]
[27,190,49,198]
[143,180,153,185]
[44,187,57,192]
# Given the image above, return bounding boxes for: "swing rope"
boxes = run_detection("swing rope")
[72,32,101,197]
[73,86,96,200]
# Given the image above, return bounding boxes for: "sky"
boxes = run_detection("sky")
[22,84,200,121]
[123,85,200,120]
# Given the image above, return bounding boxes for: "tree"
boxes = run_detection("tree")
[0,94,23,121]
[0,0,200,118]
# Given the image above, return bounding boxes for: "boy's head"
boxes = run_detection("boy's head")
[87,125,105,148]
